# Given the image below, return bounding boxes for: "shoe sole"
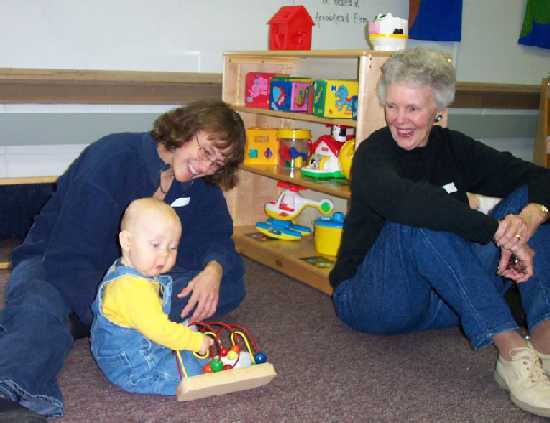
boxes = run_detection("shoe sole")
[494,370,550,418]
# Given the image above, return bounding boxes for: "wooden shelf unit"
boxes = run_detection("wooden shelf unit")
[223,50,390,293]
[534,78,550,168]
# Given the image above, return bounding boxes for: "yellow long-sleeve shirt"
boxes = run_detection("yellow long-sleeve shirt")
[101,275,205,352]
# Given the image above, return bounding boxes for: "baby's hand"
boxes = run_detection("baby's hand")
[199,335,214,356]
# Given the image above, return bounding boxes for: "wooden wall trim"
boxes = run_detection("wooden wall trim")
[0,68,222,104]
[454,81,540,110]
[0,68,540,109]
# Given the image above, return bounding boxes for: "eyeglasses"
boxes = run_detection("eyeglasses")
[194,136,226,170]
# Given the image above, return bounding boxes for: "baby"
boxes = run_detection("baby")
[90,197,212,395]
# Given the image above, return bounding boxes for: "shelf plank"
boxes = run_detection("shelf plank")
[233,226,333,295]
[241,165,350,199]
[225,49,392,59]
[234,105,357,127]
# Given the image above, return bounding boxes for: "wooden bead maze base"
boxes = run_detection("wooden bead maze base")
[176,362,276,401]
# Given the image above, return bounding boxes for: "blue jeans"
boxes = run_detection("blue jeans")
[333,186,550,350]
[0,260,245,417]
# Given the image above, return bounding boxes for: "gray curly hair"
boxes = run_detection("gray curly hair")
[376,47,456,109]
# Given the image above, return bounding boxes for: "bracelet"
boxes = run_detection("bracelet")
[538,204,549,221]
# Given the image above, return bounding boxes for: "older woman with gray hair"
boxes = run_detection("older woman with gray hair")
[330,47,550,417]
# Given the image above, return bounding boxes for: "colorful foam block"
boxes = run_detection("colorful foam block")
[245,72,284,109]
[312,79,358,119]
[269,77,313,112]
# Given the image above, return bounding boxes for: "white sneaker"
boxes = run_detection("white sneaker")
[495,344,550,417]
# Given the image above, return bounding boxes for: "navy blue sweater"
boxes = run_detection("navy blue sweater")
[330,126,550,288]
[12,132,243,325]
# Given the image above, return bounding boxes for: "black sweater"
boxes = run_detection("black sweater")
[330,126,550,288]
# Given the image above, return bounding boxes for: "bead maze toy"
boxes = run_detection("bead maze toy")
[255,181,334,240]
[175,321,276,401]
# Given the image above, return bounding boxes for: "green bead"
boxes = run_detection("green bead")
[210,358,224,373]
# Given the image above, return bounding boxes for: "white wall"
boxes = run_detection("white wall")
[1,0,547,83]
[456,0,550,84]
[0,0,405,72]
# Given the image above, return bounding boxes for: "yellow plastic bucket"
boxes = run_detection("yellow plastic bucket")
[314,212,344,256]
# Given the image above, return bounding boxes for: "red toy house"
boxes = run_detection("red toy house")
[268,6,314,50]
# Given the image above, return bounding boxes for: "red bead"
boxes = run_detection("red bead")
[223,364,233,370]
[202,363,213,374]
[220,347,228,357]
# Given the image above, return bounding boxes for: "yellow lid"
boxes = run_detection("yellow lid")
[276,128,311,139]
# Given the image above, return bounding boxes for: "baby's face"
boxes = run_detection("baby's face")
[125,212,181,277]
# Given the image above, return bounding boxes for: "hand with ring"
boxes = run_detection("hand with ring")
[493,214,527,250]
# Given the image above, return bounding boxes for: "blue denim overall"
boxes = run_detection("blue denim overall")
[333,186,550,350]
[91,261,206,395]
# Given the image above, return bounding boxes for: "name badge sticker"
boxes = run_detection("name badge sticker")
[171,197,190,208]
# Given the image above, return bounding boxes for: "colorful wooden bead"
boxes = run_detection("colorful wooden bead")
[254,352,267,364]
[210,358,223,373]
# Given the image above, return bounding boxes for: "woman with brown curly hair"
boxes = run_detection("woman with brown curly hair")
[0,100,246,420]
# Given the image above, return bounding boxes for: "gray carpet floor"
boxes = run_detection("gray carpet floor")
[0,259,545,422]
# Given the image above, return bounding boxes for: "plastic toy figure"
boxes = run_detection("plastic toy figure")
[256,182,334,240]
[368,13,408,51]
[301,125,354,180]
